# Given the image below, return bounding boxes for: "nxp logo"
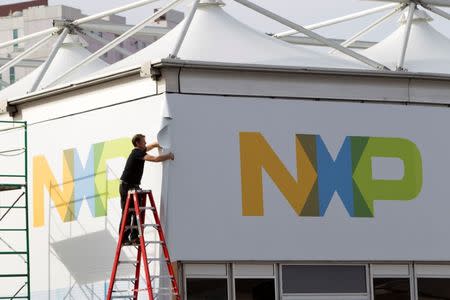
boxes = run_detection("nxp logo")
[240,133,423,218]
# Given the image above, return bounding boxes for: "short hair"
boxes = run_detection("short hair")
[132,134,145,146]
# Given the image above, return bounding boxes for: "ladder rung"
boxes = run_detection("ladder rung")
[0,251,27,255]
[150,275,174,279]
[125,224,159,230]
[0,273,28,278]
[115,277,137,282]
[111,296,135,299]
[0,206,26,209]
[153,287,175,291]
[112,289,131,293]
[119,258,168,264]
[133,189,152,194]
[148,257,169,262]
[154,292,178,296]
[128,206,155,212]
[118,260,138,264]
[0,228,27,232]
[146,241,164,245]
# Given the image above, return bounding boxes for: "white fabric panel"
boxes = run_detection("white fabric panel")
[415,265,450,277]
[184,264,228,276]
[233,264,275,277]
[361,10,450,74]
[0,35,108,101]
[371,264,410,277]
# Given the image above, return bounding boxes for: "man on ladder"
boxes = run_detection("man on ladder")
[120,133,174,245]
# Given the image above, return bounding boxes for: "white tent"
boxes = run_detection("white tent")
[0,34,109,101]
[361,9,450,73]
[97,0,366,77]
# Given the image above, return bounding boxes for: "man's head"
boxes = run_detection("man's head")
[132,134,146,150]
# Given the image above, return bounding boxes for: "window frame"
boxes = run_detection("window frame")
[9,67,15,84]
[232,264,278,300]
[370,263,414,300]
[413,264,450,300]
[183,263,231,300]
[12,29,19,51]
[279,263,370,300]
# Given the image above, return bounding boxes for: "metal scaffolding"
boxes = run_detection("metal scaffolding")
[0,121,30,300]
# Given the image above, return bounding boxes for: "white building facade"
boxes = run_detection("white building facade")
[0,0,450,299]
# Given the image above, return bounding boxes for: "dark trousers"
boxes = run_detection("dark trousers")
[119,182,144,241]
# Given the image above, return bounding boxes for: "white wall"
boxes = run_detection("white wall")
[1,88,167,297]
[163,93,450,262]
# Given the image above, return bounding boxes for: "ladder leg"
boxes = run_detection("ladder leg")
[133,194,146,299]
[148,191,181,299]
[133,193,155,300]
[133,245,143,299]
[107,193,132,300]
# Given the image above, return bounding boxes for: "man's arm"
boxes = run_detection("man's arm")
[144,152,174,162]
[146,142,161,152]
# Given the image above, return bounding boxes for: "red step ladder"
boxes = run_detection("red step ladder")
[107,190,181,300]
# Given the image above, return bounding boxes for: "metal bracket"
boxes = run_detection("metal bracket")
[150,68,162,81]
[53,19,80,34]
[6,104,18,117]
[141,62,162,81]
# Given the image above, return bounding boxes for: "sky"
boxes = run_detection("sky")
[8,0,450,41]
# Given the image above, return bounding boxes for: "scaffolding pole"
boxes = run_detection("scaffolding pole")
[0,121,30,300]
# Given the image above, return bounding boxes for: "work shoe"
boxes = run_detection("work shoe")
[122,239,132,246]
[130,236,140,245]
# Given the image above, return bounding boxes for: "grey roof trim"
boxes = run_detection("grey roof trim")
[6,58,450,108]
[154,58,450,81]
[7,67,140,106]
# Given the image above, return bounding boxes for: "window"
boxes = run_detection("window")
[12,29,18,51]
[185,264,229,300]
[373,278,410,300]
[235,279,275,300]
[186,278,228,300]
[234,264,276,300]
[282,265,367,294]
[417,278,450,299]
[9,67,15,84]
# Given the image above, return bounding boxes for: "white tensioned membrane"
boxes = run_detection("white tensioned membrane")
[361,9,450,73]
[97,1,366,76]
[0,34,109,101]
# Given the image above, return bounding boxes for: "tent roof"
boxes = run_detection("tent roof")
[97,1,366,76]
[0,34,109,101]
[361,9,450,73]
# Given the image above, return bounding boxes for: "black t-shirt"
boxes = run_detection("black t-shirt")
[120,148,147,185]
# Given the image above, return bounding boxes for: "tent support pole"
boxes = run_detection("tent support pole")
[30,28,69,93]
[397,2,416,71]
[79,23,169,39]
[274,3,398,38]
[0,34,53,75]
[79,30,132,57]
[421,3,450,20]
[233,0,390,70]
[330,4,405,54]
[73,0,159,26]
[46,0,188,88]
[0,28,57,50]
[170,0,200,58]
